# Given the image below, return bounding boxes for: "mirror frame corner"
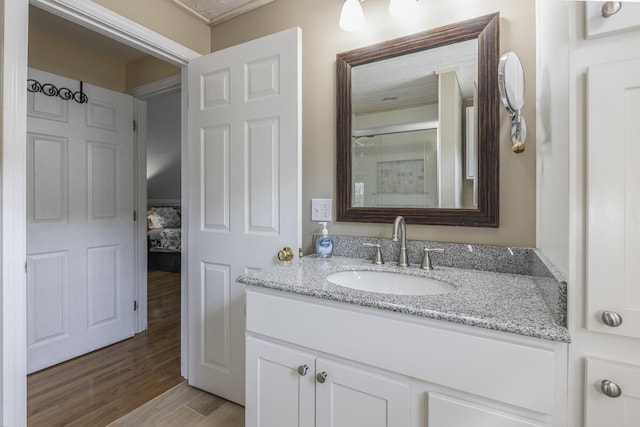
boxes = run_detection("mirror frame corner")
[336,12,500,227]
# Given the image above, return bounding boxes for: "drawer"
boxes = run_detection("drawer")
[585,358,640,426]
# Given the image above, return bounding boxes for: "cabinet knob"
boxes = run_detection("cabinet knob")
[316,371,328,384]
[297,365,308,376]
[601,310,623,327]
[601,379,622,398]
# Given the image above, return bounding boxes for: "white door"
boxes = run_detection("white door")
[315,358,410,427]
[245,337,315,427]
[26,68,135,373]
[187,27,302,404]
[586,58,640,338]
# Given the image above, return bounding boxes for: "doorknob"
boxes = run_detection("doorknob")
[316,371,328,384]
[601,379,622,398]
[297,365,308,376]
[277,247,294,262]
[601,310,623,327]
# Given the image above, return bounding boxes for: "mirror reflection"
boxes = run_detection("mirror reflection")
[350,40,478,209]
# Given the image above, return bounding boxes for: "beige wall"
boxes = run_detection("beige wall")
[92,0,210,55]
[29,30,181,93]
[126,56,180,90]
[211,0,537,251]
[29,28,126,92]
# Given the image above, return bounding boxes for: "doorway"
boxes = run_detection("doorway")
[24,3,189,422]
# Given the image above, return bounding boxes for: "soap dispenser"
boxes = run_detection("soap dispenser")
[315,222,333,258]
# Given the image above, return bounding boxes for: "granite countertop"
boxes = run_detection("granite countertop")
[237,256,571,343]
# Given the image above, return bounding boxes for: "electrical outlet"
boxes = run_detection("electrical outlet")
[311,199,332,221]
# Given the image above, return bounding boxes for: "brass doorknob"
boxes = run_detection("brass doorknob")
[277,247,294,262]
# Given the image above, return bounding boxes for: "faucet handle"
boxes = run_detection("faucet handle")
[421,247,444,270]
[363,243,384,265]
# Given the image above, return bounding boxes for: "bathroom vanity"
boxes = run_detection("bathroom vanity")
[239,243,569,427]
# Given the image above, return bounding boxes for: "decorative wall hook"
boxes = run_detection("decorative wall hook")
[27,79,88,104]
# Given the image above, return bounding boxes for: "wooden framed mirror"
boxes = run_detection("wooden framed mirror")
[336,13,499,226]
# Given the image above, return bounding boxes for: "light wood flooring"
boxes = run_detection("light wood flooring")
[107,381,244,426]
[28,271,185,426]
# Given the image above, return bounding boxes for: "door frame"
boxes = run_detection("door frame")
[2,1,199,424]
[128,75,182,334]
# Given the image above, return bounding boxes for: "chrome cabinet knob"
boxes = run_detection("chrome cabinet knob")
[602,2,622,18]
[297,365,308,376]
[316,371,328,384]
[601,379,622,398]
[601,311,623,327]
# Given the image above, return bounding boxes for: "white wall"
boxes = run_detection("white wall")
[146,90,181,201]
[536,0,569,275]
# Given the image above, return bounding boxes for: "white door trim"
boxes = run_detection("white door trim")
[3,1,199,424]
[134,98,148,334]
[127,74,182,100]
[30,0,199,66]
[2,1,29,424]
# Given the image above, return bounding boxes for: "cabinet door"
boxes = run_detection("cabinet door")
[246,337,315,427]
[586,358,640,426]
[315,358,410,427]
[586,58,640,338]
[428,393,549,427]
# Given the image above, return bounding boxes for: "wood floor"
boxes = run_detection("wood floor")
[28,271,184,426]
[107,381,244,426]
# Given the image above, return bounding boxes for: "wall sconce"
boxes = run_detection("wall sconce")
[339,0,420,32]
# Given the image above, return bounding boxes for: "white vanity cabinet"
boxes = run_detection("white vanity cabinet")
[245,287,568,427]
[246,336,410,426]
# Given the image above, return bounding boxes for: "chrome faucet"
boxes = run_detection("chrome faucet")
[392,216,409,267]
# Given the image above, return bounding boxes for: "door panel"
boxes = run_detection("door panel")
[587,58,640,338]
[246,337,315,427]
[27,252,68,344]
[30,134,67,222]
[26,68,135,373]
[315,358,410,427]
[201,262,231,372]
[187,28,301,404]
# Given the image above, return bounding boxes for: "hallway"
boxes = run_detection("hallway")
[28,271,182,426]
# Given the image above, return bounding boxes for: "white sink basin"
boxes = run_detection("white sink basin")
[326,270,455,295]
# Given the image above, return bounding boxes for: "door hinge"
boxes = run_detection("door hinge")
[25,261,27,274]
[133,210,137,221]
[133,119,137,132]
[134,300,138,311]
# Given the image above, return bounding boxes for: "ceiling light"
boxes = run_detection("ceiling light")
[389,0,419,18]
[340,0,365,32]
